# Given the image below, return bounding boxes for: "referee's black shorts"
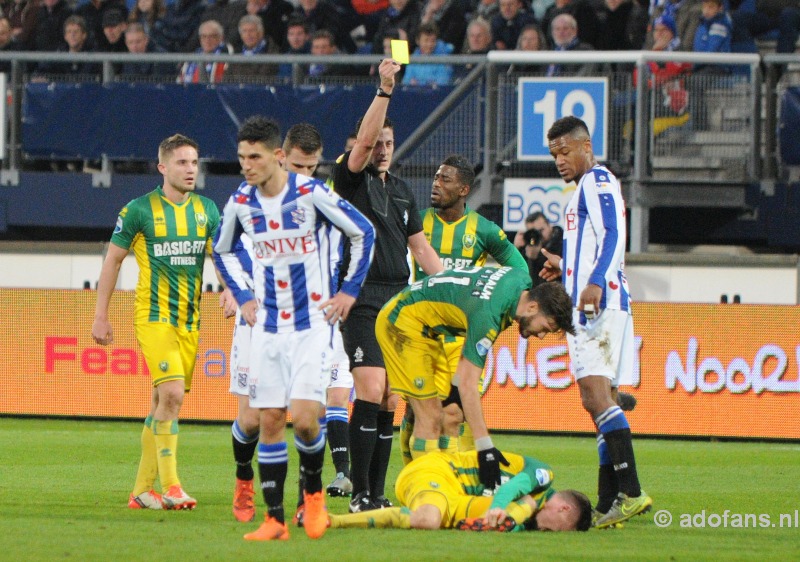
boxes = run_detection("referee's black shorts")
[342,282,406,370]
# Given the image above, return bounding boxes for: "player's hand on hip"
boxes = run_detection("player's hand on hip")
[539,248,562,281]
[241,299,258,327]
[578,284,603,317]
[320,292,356,325]
[91,319,114,346]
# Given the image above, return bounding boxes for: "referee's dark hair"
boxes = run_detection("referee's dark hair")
[283,123,323,155]
[354,116,394,137]
[441,154,475,190]
[237,115,282,149]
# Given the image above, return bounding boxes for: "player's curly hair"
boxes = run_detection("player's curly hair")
[237,115,282,149]
[441,154,475,189]
[529,281,575,336]
[546,115,590,142]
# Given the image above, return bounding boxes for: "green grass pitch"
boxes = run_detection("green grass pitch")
[1,418,798,561]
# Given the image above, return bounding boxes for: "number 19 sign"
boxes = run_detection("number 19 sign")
[517,77,608,161]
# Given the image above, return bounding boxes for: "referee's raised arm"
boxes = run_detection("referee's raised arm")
[347,58,402,174]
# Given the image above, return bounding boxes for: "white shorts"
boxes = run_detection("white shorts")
[229,310,252,397]
[328,327,353,390]
[567,308,634,387]
[248,326,332,408]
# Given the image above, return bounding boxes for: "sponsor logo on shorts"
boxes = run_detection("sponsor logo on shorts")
[476,337,492,357]
[249,383,257,400]
[237,371,247,388]
[429,481,439,489]
[354,347,364,363]
[330,368,339,382]
[159,361,169,372]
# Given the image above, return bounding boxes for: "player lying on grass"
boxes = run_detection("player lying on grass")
[328,450,592,532]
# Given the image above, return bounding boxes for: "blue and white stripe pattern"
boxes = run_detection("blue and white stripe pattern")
[325,406,349,425]
[294,431,326,455]
[213,172,374,334]
[595,405,630,434]
[562,164,631,322]
[257,441,289,465]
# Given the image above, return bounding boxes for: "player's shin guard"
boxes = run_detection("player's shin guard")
[257,442,289,523]
[296,430,326,494]
[232,420,259,481]
[132,415,158,496]
[399,409,414,466]
[152,419,180,490]
[329,507,411,529]
[369,410,394,499]
[326,407,350,476]
[349,399,379,496]
[595,433,619,514]
[596,406,641,498]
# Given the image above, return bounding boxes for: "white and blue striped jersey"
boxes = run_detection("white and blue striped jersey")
[213,172,375,334]
[562,164,631,314]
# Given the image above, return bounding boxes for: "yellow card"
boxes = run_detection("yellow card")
[390,40,410,65]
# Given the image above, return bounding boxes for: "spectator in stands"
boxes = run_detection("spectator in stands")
[372,0,422,53]
[693,0,731,55]
[420,0,468,53]
[646,0,702,51]
[463,16,492,53]
[200,0,247,51]
[540,0,598,48]
[371,28,406,81]
[350,0,389,42]
[4,0,39,50]
[35,15,101,77]
[128,0,166,39]
[402,22,454,85]
[247,0,293,51]
[227,14,279,80]
[731,0,800,54]
[490,0,536,50]
[33,0,71,52]
[593,0,648,51]
[278,16,310,78]
[470,0,498,21]
[152,0,205,52]
[293,0,357,53]
[507,22,546,73]
[306,28,359,78]
[0,17,15,72]
[120,22,174,77]
[546,13,596,77]
[99,8,128,53]
[76,0,127,51]
[179,19,233,83]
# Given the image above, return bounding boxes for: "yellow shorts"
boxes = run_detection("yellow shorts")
[394,452,492,528]
[135,322,199,390]
[377,301,443,400]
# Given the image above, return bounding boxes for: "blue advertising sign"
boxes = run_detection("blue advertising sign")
[517,77,608,161]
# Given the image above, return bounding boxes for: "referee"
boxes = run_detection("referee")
[330,58,443,513]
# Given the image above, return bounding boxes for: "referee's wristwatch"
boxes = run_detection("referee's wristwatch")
[376,87,392,99]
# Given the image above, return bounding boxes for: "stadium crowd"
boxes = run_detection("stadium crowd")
[1,0,796,81]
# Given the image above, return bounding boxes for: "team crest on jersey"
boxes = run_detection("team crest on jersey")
[291,207,306,225]
[159,361,169,372]
[195,213,208,227]
[429,481,440,489]
[237,371,247,388]
[414,377,424,390]
[462,233,476,249]
[114,216,123,234]
[475,337,492,357]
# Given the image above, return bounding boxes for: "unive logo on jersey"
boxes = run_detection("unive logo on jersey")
[153,240,208,266]
[252,231,316,259]
[462,233,476,250]
[476,336,493,357]
[565,210,576,231]
[195,212,208,227]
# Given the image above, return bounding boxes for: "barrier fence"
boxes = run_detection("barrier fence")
[2,288,797,440]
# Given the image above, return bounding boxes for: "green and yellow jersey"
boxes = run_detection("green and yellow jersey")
[413,208,527,282]
[448,450,554,505]
[111,186,220,330]
[383,266,532,367]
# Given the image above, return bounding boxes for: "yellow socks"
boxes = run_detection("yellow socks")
[410,437,441,461]
[438,435,458,456]
[399,416,414,466]
[132,415,158,496]
[329,507,411,529]
[152,419,180,490]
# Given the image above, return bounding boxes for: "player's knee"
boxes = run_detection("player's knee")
[239,408,260,435]
[410,505,443,530]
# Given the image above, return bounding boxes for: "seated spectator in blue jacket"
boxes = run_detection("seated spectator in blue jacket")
[491,0,537,50]
[693,0,732,54]
[278,16,310,79]
[35,15,101,78]
[731,0,800,54]
[120,22,175,77]
[402,22,454,85]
